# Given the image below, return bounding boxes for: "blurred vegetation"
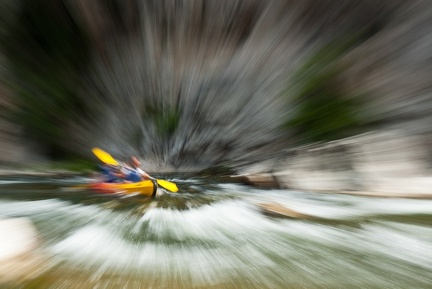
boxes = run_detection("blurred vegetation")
[1,156,96,173]
[0,0,182,162]
[0,0,91,160]
[0,0,426,170]
[284,37,366,144]
[47,158,97,172]
[144,106,181,138]
[155,109,181,138]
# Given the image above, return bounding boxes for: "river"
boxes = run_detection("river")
[0,176,431,289]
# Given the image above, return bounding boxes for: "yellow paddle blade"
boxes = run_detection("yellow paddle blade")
[92,148,119,166]
[156,179,179,192]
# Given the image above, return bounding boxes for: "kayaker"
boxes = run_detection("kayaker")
[99,164,124,183]
[130,156,151,180]
[117,156,151,183]
[121,168,141,182]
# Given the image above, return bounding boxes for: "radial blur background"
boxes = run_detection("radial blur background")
[1,0,431,171]
[1,1,432,289]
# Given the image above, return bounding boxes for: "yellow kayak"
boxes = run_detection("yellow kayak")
[89,179,158,197]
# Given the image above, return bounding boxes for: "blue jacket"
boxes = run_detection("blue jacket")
[124,168,142,183]
[99,165,121,183]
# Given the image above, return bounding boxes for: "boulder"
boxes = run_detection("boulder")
[245,173,279,188]
[271,130,432,197]
[257,202,313,219]
[0,218,47,283]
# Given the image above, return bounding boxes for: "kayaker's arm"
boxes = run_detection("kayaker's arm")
[136,167,151,180]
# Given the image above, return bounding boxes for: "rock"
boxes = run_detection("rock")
[353,177,432,197]
[257,202,313,219]
[216,175,248,184]
[275,171,358,191]
[272,130,432,197]
[0,218,47,283]
[245,173,279,188]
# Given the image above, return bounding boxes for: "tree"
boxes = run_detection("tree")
[285,39,364,144]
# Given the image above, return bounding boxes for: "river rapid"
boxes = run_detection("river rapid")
[0,176,431,289]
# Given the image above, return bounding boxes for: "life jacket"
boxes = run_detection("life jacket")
[99,165,121,183]
[124,169,142,183]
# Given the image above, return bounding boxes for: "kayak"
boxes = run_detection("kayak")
[92,147,179,193]
[89,179,158,197]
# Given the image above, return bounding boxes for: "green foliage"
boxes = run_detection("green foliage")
[16,158,97,173]
[143,105,181,138]
[49,158,97,172]
[284,39,364,144]
[155,108,181,138]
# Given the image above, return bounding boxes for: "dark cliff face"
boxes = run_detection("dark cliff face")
[1,0,431,170]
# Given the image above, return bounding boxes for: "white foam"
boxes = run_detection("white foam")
[0,199,105,220]
[138,200,279,242]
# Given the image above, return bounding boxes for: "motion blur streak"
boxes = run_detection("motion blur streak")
[0,180,431,288]
[1,1,432,289]
[1,1,432,171]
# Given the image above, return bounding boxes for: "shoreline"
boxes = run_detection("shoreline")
[1,167,432,200]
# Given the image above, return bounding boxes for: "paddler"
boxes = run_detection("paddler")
[131,156,151,180]
[99,164,124,183]
[119,156,151,183]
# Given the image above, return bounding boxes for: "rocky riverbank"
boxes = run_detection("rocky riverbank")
[1,129,432,200]
[241,130,432,199]
[0,168,85,178]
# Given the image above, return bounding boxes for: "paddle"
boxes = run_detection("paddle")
[92,148,119,166]
[92,148,179,193]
